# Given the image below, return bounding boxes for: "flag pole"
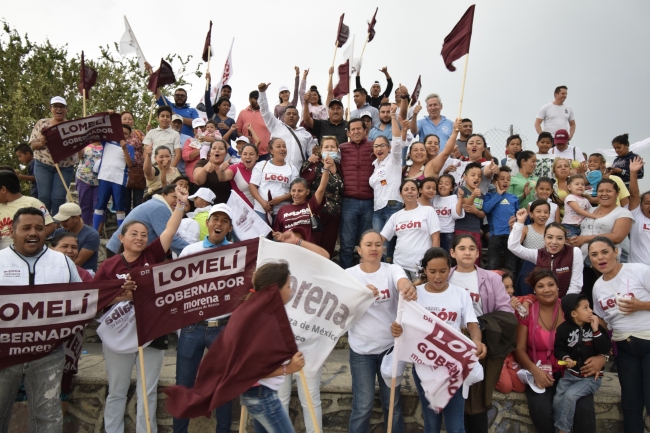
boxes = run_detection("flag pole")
[359,33,370,64]
[299,369,321,433]
[82,89,87,118]
[147,98,157,126]
[386,294,405,433]
[238,405,247,433]
[331,41,339,69]
[205,46,211,91]
[54,164,73,202]
[456,53,470,119]
[138,346,153,433]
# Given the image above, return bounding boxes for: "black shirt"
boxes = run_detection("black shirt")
[312,119,349,146]
[194,159,232,204]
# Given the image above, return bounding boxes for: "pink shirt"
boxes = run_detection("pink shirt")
[236,107,270,156]
[229,163,254,207]
[182,138,201,183]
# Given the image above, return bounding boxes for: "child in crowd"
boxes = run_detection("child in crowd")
[561,175,594,238]
[515,200,550,295]
[483,167,519,275]
[585,154,604,197]
[610,133,644,186]
[585,153,630,207]
[454,163,485,265]
[553,294,611,433]
[144,146,182,197]
[432,174,464,252]
[529,177,561,224]
[418,177,437,207]
[14,144,38,198]
[500,270,515,296]
[186,187,216,241]
[500,134,522,176]
[198,120,222,159]
[93,125,135,230]
[534,132,555,178]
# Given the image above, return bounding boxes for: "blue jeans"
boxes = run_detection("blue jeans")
[413,367,465,433]
[563,224,581,238]
[553,373,601,432]
[349,348,404,433]
[439,232,455,253]
[340,198,374,269]
[33,160,74,217]
[372,202,403,263]
[240,385,295,433]
[617,336,650,433]
[173,323,232,433]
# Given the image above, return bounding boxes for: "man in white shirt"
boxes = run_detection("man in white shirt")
[173,203,234,433]
[550,129,585,166]
[257,82,315,168]
[535,86,576,138]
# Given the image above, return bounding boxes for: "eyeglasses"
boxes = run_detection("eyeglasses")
[373,143,389,149]
[174,94,187,98]
[51,104,67,109]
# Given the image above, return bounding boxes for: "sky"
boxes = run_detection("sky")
[3,0,650,185]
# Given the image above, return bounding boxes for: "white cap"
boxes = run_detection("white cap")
[188,187,216,204]
[192,118,206,129]
[171,114,183,123]
[53,203,81,221]
[516,369,545,394]
[278,85,290,93]
[50,96,67,106]
[208,203,233,221]
[235,136,250,144]
[359,111,372,119]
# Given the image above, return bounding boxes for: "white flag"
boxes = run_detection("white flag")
[257,238,375,376]
[381,297,483,412]
[201,38,235,108]
[342,34,363,75]
[120,16,147,72]
[226,191,271,240]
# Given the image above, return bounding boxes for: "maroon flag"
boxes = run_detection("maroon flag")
[333,60,350,99]
[146,58,176,93]
[131,238,258,346]
[0,280,124,369]
[165,285,298,418]
[367,7,378,42]
[441,5,476,71]
[202,21,213,62]
[78,51,98,98]
[411,75,422,106]
[336,13,350,47]
[43,112,125,163]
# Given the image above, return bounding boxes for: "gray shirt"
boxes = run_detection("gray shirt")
[350,103,380,128]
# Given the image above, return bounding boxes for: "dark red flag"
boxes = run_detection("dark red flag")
[333,60,350,99]
[78,51,98,98]
[367,8,378,42]
[441,5,476,71]
[202,21,212,62]
[164,285,298,419]
[411,75,422,106]
[336,13,350,48]
[146,58,176,93]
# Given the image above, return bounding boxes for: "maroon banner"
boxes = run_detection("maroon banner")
[79,50,98,97]
[147,58,176,93]
[0,280,124,369]
[43,112,125,164]
[367,7,378,42]
[333,60,350,99]
[336,13,350,48]
[131,238,259,346]
[441,4,476,71]
[411,75,422,106]
[202,21,213,62]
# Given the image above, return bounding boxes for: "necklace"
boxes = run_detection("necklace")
[539,309,558,331]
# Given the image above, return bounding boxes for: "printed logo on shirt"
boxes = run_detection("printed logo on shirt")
[500,198,510,205]
[374,288,391,305]
[264,173,290,183]
[395,220,422,232]
[464,288,481,303]
[441,125,450,133]
[643,222,650,232]
[424,306,457,324]
[436,207,452,217]
[473,198,483,210]
[2,269,21,278]
[555,266,570,274]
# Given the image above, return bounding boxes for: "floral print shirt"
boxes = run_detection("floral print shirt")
[127,130,145,168]
[30,118,79,167]
[75,143,103,186]
[311,163,343,217]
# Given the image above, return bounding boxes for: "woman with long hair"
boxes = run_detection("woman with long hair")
[193,139,233,204]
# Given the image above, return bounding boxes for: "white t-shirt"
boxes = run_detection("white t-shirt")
[432,195,464,233]
[250,160,299,214]
[381,206,441,272]
[441,159,493,194]
[369,137,408,211]
[504,156,519,176]
[562,194,591,225]
[579,206,634,257]
[536,102,575,136]
[415,283,478,331]
[449,270,483,317]
[346,263,407,355]
[593,263,650,340]
[550,145,585,165]
[98,141,133,186]
[629,207,650,264]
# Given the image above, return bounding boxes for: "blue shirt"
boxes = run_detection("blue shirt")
[416,115,454,146]
[203,237,231,248]
[54,225,100,272]
[483,192,520,236]
[368,124,393,142]
[157,96,199,137]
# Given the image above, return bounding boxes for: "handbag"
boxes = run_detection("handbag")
[308,204,323,232]
[126,166,146,190]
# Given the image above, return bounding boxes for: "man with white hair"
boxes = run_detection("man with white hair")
[410,93,455,146]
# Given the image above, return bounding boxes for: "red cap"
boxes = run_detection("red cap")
[554,129,569,144]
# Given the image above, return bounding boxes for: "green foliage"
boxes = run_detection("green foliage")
[0,20,202,177]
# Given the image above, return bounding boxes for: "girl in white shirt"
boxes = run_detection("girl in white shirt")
[418,177,437,207]
[391,247,486,433]
[380,179,441,280]
[432,174,464,252]
[529,177,562,224]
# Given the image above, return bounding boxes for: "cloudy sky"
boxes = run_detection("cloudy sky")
[3,0,650,184]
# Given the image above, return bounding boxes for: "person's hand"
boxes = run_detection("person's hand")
[454,118,463,132]
[229,123,237,132]
[457,188,464,200]
[303,92,310,103]
[516,208,528,224]
[610,167,623,175]
[577,161,588,174]
[366,284,379,297]
[474,341,487,359]
[402,119,411,131]
[390,104,397,115]
[287,351,305,374]
[532,366,554,388]
[523,182,531,197]
[413,101,422,115]
[510,297,521,311]
[258,82,270,92]
[294,66,300,76]
[445,163,457,174]
[618,296,648,315]
[277,230,301,245]
[630,156,645,173]
[247,124,254,134]
[259,199,272,213]
[206,71,211,82]
[175,184,189,203]
[121,277,137,293]
[489,161,499,175]
[397,85,408,99]
[380,66,388,75]
[495,181,505,195]
[399,283,417,301]
[463,204,479,215]
[303,68,309,79]
[563,358,577,368]
[472,187,482,197]
[144,61,153,73]
[391,321,403,338]
[220,160,230,172]
[146,123,152,132]
[143,145,152,157]
[323,156,334,171]
[568,235,587,247]
[268,198,282,206]
[272,231,282,241]
[119,140,127,149]
[581,355,606,379]
[508,215,516,231]
[217,122,228,130]
[203,161,216,173]
[329,66,334,75]
[308,153,320,164]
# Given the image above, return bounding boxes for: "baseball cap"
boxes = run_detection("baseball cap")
[208,203,233,221]
[188,187,216,205]
[328,99,343,108]
[171,114,183,123]
[278,85,290,93]
[50,96,67,106]
[554,129,569,144]
[517,369,545,394]
[359,111,372,119]
[235,136,251,144]
[53,203,81,222]
[192,118,206,129]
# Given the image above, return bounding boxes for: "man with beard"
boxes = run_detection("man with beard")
[153,85,199,138]
[302,96,348,147]
[236,91,271,160]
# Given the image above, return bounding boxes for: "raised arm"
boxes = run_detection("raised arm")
[628,156,645,211]
[410,102,421,135]
[424,118,461,177]
[258,84,282,131]
[507,210,539,262]
[298,69,308,107]
[204,72,215,119]
[325,66,334,107]
[159,185,189,252]
[143,146,155,180]
[290,67,300,106]
[380,67,393,98]
[277,228,329,259]
[302,92,314,129]
[314,162,331,205]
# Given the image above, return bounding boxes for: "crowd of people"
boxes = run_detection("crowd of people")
[1,66,649,433]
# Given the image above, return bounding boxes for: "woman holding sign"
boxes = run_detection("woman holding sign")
[94,185,188,433]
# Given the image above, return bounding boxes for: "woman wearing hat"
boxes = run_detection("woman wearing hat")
[274,67,300,120]
[29,96,79,217]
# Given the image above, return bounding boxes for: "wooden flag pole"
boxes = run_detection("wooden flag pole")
[331,41,339,69]
[299,369,321,433]
[358,33,370,64]
[82,89,87,118]
[205,46,211,91]
[147,97,157,126]
[238,405,247,433]
[456,53,470,119]
[386,376,397,433]
[54,164,73,202]
[138,346,153,433]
